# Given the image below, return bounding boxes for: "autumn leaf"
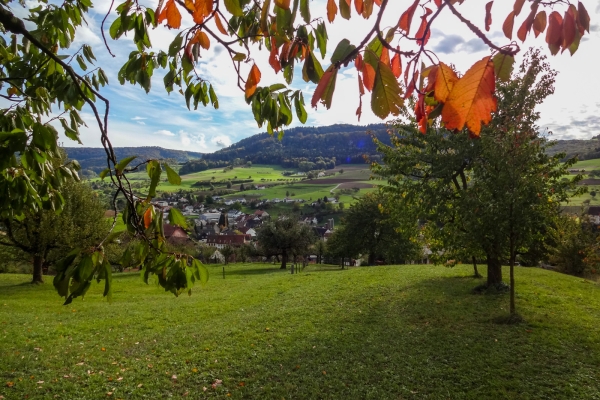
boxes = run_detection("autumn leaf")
[532,11,547,38]
[380,46,390,67]
[327,0,338,23]
[513,0,525,16]
[356,73,364,121]
[442,56,497,136]
[398,0,419,35]
[433,62,458,103]
[371,60,403,119]
[157,0,182,29]
[391,51,402,78]
[354,53,363,70]
[503,11,515,39]
[269,38,282,73]
[517,4,538,42]
[362,0,373,18]
[354,0,363,15]
[184,0,195,11]
[362,63,375,92]
[197,31,210,49]
[311,65,338,109]
[578,2,590,33]
[415,8,432,45]
[274,0,290,9]
[143,207,153,229]
[245,64,261,98]
[214,13,229,35]
[546,11,563,55]
[561,6,576,51]
[485,1,493,31]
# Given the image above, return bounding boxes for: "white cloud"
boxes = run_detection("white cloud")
[154,129,176,136]
[131,116,147,121]
[211,135,232,148]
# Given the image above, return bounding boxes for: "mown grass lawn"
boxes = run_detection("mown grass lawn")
[1,264,599,399]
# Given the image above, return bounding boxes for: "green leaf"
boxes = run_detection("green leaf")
[164,163,181,185]
[224,0,244,16]
[115,155,137,174]
[103,260,113,302]
[168,208,187,229]
[339,0,351,19]
[302,50,323,84]
[371,60,403,119]
[492,53,515,82]
[99,168,110,180]
[269,83,287,92]
[294,93,308,123]
[316,22,327,59]
[232,53,246,62]
[300,0,310,23]
[109,16,122,39]
[330,39,356,64]
[168,34,184,57]
[192,259,209,284]
[146,160,161,199]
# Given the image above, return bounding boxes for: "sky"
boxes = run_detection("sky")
[16,0,600,152]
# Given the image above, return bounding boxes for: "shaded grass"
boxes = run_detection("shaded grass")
[0,264,599,399]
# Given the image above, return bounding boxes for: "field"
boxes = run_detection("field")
[1,264,599,399]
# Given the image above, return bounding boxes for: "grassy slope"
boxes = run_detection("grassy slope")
[1,264,599,399]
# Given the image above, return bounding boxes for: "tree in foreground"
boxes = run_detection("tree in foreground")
[0,0,591,301]
[329,192,421,266]
[257,215,316,269]
[375,50,582,316]
[0,172,109,283]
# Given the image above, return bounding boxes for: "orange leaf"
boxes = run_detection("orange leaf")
[484,1,493,31]
[274,0,290,10]
[311,67,336,108]
[502,11,515,39]
[269,38,282,73]
[362,63,375,92]
[532,11,546,38]
[442,56,497,136]
[158,0,182,29]
[184,0,195,11]
[561,6,577,51]
[362,0,373,18]
[245,64,261,98]
[415,94,428,134]
[197,31,210,49]
[578,2,590,33]
[398,0,419,35]
[373,0,382,6]
[404,70,418,99]
[391,51,402,78]
[517,4,537,42]
[214,13,229,35]
[415,8,432,46]
[513,0,525,16]
[423,65,437,93]
[143,207,153,229]
[433,62,458,103]
[380,46,390,67]
[279,42,291,63]
[327,0,338,23]
[354,0,363,15]
[354,53,363,71]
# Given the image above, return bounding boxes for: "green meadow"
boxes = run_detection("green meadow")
[1,264,599,399]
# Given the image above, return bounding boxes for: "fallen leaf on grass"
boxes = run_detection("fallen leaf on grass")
[101,348,106,351]
[76,362,84,366]
[203,387,207,391]
[107,392,112,396]
[212,379,223,389]
[117,377,123,381]
[6,382,14,388]
[137,384,143,388]
[192,368,198,373]
[171,375,177,381]
[239,382,245,387]
[36,381,44,384]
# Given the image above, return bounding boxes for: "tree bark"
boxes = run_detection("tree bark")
[509,252,516,315]
[280,251,287,269]
[368,252,375,266]
[486,255,503,287]
[472,256,482,278]
[32,255,44,284]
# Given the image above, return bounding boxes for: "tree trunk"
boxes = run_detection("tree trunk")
[472,256,482,278]
[509,252,516,315]
[486,255,503,287]
[280,251,287,269]
[368,252,375,266]
[32,255,44,284]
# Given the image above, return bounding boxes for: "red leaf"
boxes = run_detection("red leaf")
[327,0,338,23]
[362,63,375,92]
[502,11,515,40]
[484,1,493,31]
[415,8,433,46]
[354,0,363,15]
[269,38,281,73]
[311,66,337,108]
[398,0,419,35]
[415,94,427,134]
[355,53,363,71]
[434,0,442,7]
[578,2,590,33]
[562,7,576,51]
[404,70,418,99]
[157,0,182,29]
[545,11,563,55]
[513,0,525,16]
[532,11,546,38]
[373,0,382,6]
[245,64,261,98]
[517,4,538,42]
[391,51,402,78]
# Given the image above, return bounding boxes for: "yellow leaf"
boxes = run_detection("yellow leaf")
[441,56,497,136]
[433,62,458,103]
[197,31,210,50]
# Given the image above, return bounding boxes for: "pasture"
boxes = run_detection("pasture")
[0,263,599,399]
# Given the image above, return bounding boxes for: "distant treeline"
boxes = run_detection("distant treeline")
[191,123,391,170]
[547,137,600,161]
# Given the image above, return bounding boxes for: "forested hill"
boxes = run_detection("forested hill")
[181,124,392,173]
[64,147,203,174]
[547,136,600,160]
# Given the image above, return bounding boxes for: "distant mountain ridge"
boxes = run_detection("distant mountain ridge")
[65,147,203,173]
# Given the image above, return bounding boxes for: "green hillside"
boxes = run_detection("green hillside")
[1,264,598,399]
